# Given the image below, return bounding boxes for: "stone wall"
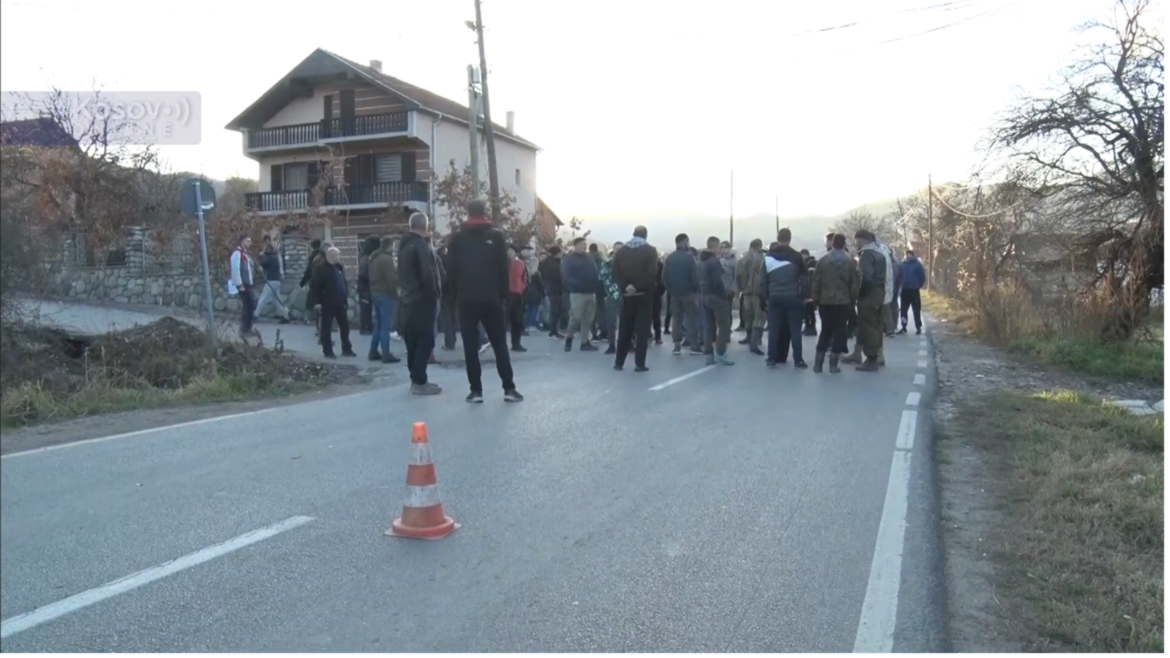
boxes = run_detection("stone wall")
[48,228,378,322]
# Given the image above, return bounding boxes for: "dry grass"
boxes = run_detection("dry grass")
[0,317,359,426]
[953,390,1164,652]
[923,288,1164,384]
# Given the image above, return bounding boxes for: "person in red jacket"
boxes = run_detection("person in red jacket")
[507,245,529,352]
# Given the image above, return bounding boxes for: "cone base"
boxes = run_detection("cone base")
[385,516,460,540]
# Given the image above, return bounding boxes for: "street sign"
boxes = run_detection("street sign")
[177,178,219,350]
[180,177,217,218]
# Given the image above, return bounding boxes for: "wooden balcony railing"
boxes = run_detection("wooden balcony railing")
[245,181,429,212]
[246,111,409,149]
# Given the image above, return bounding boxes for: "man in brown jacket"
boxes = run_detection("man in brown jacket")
[611,225,659,372]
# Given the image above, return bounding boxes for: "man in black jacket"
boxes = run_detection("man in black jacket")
[309,246,356,359]
[538,246,565,338]
[760,229,811,368]
[397,213,443,395]
[448,199,524,403]
[356,236,379,335]
[800,248,818,336]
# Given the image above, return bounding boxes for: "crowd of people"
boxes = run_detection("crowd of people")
[229,199,928,400]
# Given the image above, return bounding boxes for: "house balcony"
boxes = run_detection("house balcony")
[245,112,411,153]
[245,181,429,214]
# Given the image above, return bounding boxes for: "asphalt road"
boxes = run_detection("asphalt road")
[0,327,947,652]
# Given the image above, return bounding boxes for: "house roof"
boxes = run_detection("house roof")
[537,196,564,227]
[225,48,540,152]
[0,117,79,147]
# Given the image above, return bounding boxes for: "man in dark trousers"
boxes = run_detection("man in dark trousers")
[397,213,443,395]
[538,245,565,339]
[611,225,659,372]
[811,233,859,373]
[800,248,818,336]
[898,249,927,335]
[448,199,525,403]
[309,246,357,359]
[844,229,888,371]
[357,236,379,335]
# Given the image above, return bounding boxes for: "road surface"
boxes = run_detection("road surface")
[1,325,947,652]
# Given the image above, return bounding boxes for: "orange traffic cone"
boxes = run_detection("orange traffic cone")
[386,422,459,540]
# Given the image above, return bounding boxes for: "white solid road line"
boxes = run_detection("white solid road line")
[648,365,717,391]
[0,408,280,460]
[0,515,315,639]
[854,410,918,652]
[905,392,921,407]
[913,373,926,386]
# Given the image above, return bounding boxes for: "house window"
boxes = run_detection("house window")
[375,154,402,183]
[270,162,321,191]
[515,168,521,186]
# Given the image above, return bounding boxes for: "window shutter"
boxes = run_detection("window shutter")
[307,162,320,189]
[401,152,416,182]
[270,164,283,192]
[375,154,402,183]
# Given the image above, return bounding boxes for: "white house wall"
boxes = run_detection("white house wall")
[418,114,537,231]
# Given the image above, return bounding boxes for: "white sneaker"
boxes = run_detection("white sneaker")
[479,343,491,355]
[390,332,401,341]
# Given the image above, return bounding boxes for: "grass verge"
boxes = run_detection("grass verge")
[0,375,317,427]
[923,290,1164,385]
[0,316,361,427]
[953,390,1164,652]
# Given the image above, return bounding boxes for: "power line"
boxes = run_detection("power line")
[875,0,1028,45]
[788,1,982,38]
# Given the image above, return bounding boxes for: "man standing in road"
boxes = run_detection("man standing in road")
[736,238,767,356]
[599,241,624,355]
[761,230,810,369]
[611,226,658,372]
[397,214,442,395]
[367,236,401,364]
[309,247,356,359]
[699,236,734,366]
[507,245,529,353]
[448,199,524,403]
[811,233,859,373]
[562,237,601,352]
[844,229,887,372]
[898,249,927,335]
[800,248,819,336]
[539,246,565,339]
[663,233,702,356]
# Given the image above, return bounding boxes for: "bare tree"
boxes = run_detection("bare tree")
[0,88,166,251]
[985,0,1163,339]
[831,207,894,245]
[216,176,259,218]
[432,160,538,246]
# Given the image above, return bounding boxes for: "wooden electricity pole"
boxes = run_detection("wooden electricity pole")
[473,0,501,221]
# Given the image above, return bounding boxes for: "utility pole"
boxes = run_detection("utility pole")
[729,169,735,247]
[467,65,480,196]
[775,194,780,238]
[927,174,934,291]
[473,0,501,220]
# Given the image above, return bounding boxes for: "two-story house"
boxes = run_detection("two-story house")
[225,48,542,240]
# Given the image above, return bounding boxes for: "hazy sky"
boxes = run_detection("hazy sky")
[1,0,1116,220]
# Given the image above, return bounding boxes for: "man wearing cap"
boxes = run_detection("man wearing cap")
[447,199,525,403]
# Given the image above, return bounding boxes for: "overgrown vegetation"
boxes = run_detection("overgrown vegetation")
[924,289,1164,384]
[951,390,1163,652]
[0,317,358,427]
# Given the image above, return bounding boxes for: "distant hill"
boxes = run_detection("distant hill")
[578,191,918,253]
